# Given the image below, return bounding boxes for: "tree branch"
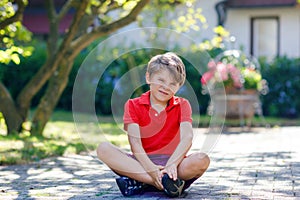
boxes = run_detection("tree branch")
[58,0,89,52]
[102,1,122,15]
[57,0,75,22]
[16,0,90,114]
[0,0,27,30]
[70,0,150,59]
[45,0,57,20]
[45,0,59,56]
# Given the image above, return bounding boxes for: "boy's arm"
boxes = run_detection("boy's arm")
[164,121,193,180]
[127,123,164,189]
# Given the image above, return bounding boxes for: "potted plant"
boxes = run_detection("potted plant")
[201,50,268,121]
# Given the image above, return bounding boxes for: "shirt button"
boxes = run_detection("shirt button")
[155,113,158,116]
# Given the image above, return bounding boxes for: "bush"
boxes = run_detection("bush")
[65,48,210,115]
[260,56,300,118]
[2,38,300,119]
[0,39,47,106]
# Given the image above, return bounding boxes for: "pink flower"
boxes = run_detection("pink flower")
[201,61,243,88]
[207,61,216,69]
[200,52,266,92]
[201,71,215,85]
[216,62,228,81]
[227,64,243,88]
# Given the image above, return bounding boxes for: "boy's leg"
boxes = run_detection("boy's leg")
[177,152,210,181]
[97,142,154,185]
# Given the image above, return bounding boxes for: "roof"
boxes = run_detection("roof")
[23,14,73,34]
[22,0,72,34]
[227,0,298,8]
[28,0,67,7]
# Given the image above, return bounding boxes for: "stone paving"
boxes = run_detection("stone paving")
[0,126,299,199]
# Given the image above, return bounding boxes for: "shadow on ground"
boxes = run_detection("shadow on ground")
[0,147,298,199]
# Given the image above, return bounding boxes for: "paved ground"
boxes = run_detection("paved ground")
[0,126,299,200]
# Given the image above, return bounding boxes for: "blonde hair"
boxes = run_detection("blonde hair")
[147,52,186,86]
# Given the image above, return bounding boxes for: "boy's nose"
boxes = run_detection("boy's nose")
[161,84,171,91]
[163,84,176,94]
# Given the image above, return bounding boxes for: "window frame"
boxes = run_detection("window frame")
[250,16,280,58]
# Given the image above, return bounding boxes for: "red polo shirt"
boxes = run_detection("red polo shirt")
[123,91,192,155]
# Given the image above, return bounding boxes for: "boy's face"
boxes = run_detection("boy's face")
[146,69,180,105]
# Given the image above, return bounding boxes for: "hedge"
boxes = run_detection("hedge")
[1,40,300,118]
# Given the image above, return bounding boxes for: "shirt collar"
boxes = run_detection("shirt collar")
[139,91,151,105]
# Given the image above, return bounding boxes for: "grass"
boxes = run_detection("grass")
[0,110,300,165]
[0,131,89,165]
[0,110,129,165]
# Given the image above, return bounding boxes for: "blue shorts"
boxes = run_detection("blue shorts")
[127,154,198,190]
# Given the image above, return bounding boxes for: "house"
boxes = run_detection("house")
[22,0,300,59]
[199,0,300,59]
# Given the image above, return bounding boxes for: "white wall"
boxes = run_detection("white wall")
[280,9,300,57]
[113,1,300,58]
[225,9,250,51]
[225,6,300,58]
[114,0,221,46]
[173,1,300,58]
[190,0,220,42]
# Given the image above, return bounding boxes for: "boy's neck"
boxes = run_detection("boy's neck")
[149,95,168,113]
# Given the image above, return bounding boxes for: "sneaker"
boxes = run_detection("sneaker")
[115,176,144,196]
[162,174,185,198]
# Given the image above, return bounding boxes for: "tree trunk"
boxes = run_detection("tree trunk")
[0,82,23,134]
[30,59,74,135]
[15,0,89,124]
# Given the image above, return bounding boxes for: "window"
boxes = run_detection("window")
[251,17,279,59]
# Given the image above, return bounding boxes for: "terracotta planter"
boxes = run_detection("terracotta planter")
[208,88,260,119]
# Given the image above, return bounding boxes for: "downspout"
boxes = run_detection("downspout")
[215,0,228,26]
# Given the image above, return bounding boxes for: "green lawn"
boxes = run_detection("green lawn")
[0,111,129,165]
[0,110,299,165]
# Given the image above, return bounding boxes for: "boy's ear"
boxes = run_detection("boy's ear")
[145,72,151,84]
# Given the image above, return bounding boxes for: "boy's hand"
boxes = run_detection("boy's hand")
[161,163,178,181]
[148,165,164,190]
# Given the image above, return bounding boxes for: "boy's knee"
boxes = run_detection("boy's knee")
[96,142,111,159]
[196,153,210,169]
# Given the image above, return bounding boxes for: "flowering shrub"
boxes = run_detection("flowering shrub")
[201,50,268,94]
[201,61,243,88]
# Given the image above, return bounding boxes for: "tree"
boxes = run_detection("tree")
[0,0,205,135]
[0,0,152,135]
[0,0,32,64]
[0,0,33,134]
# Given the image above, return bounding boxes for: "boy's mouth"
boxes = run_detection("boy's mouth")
[159,90,169,96]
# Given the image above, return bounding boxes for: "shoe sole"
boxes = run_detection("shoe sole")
[162,174,185,198]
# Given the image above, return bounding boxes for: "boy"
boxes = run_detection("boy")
[97,52,210,197]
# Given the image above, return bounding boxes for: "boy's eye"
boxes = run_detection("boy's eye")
[158,78,164,83]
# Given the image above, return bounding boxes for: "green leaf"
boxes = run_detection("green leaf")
[11,53,20,65]
[0,50,10,64]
